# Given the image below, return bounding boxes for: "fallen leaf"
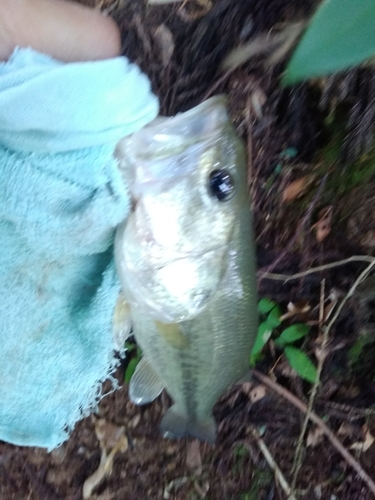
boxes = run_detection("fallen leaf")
[279,301,311,321]
[250,88,267,119]
[337,421,357,438]
[313,484,322,499]
[312,206,333,242]
[186,440,202,474]
[163,477,188,499]
[154,24,175,67]
[350,429,374,453]
[83,420,128,499]
[282,175,314,203]
[194,480,210,498]
[306,426,324,448]
[130,414,141,428]
[83,435,128,499]
[176,0,212,21]
[322,289,339,322]
[361,230,375,248]
[221,22,305,71]
[248,384,266,403]
[314,346,328,363]
[95,419,127,450]
[276,359,295,379]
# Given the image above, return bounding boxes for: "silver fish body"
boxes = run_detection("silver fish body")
[115,96,257,443]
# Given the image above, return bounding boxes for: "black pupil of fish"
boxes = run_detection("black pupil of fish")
[209,169,234,201]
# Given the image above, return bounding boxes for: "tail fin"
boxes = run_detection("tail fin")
[160,404,216,444]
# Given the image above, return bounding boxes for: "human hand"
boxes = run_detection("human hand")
[0,0,121,62]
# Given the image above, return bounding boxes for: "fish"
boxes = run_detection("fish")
[114,95,258,443]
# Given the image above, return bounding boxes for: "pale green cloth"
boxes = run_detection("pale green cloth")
[0,48,159,449]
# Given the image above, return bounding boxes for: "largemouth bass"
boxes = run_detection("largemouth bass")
[114,96,257,443]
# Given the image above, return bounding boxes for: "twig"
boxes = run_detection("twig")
[260,174,328,279]
[248,426,297,500]
[258,255,375,282]
[253,369,375,496]
[291,280,326,490]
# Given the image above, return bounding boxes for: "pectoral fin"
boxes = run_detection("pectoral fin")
[154,321,189,349]
[160,405,217,444]
[129,357,164,405]
[112,293,132,351]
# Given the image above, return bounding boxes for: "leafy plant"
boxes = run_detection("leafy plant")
[250,298,317,383]
[124,341,142,384]
[284,0,375,84]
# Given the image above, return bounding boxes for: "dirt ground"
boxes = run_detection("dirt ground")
[2,0,375,498]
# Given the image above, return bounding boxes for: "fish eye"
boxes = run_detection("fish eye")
[208,169,235,201]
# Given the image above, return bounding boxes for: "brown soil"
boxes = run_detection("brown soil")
[2,0,375,499]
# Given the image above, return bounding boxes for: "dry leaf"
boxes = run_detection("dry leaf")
[177,0,212,21]
[337,421,357,438]
[83,435,128,499]
[280,301,311,321]
[186,440,202,474]
[322,289,339,322]
[221,22,305,71]
[361,230,375,248]
[194,480,210,498]
[130,414,141,428]
[350,429,375,453]
[312,206,333,243]
[250,88,267,119]
[306,426,324,448]
[249,384,266,403]
[154,24,175,67]
[242,382,266,403]
[313,485,322,499]
[83,420,128,499]
[265,21,307,66]
[95,419,127,450]
[164,477,188,499]
[282,175,314,203]
[278,359,295,379]
[314,346,328,363]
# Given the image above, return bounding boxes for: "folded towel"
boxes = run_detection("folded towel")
[0,48,159,449]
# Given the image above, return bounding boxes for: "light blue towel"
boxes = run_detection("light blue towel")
[0,48,159,449]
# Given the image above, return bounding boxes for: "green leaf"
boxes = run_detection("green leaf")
[348,333,375,365]
[258,298,277,315]
[266,305,282,328]
[284,346,318,383]
[275,323,310,347]
[250,322,273,366]
[284,0,375,84]
[124,341,136,352]
[124,357,140,384]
